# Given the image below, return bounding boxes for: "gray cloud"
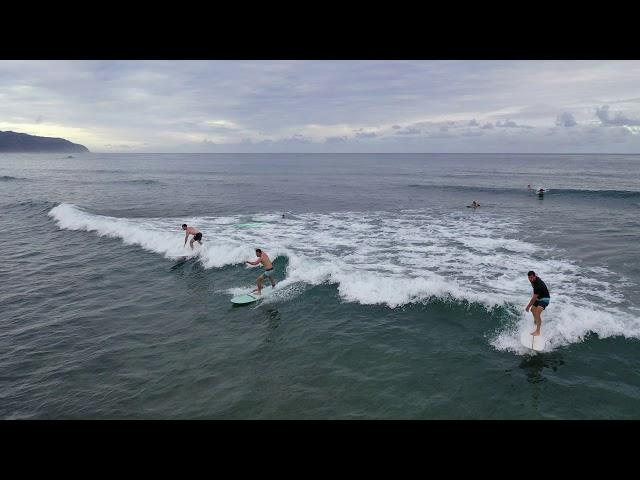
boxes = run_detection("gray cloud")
[355,131,377,138]
[556,112,577,127]
[609,97,640,104]
[495,120,518,128]
[461,129,484,137]
[280,134,311,144]
[596,105,613,124]
[325,136,347,143]
[2,60,640,152]
[595,104,640,126]
[495,119,533,129]
[427,131,453,139]
[395,127,421,135]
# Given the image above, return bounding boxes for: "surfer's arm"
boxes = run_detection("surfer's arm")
[525,294,539,311]
[184,232,189,245]
[246,259,260,265]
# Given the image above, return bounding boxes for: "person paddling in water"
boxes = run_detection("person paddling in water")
[246,248,275,295]
[525,270,551,336]
[182,223,202,249]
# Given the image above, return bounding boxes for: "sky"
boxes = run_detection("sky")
[1,60,640,153]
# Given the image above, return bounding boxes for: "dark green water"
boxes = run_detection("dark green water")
[1,153,639,418]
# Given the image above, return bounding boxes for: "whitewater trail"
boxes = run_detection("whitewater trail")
[49,203,640,353]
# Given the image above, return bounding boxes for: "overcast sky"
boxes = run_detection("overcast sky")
[1,60,640,153]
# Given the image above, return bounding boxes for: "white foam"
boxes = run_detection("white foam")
[491,299,640,355]
[49,203,197,259]
[49,203,640,352]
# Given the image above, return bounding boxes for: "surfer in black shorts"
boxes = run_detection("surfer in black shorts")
[182,224,202,249]
[525,270,551,336]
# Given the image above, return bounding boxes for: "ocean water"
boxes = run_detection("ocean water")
[1,152,639,419]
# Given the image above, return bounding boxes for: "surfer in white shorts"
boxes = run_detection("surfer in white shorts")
[246,248,275,295]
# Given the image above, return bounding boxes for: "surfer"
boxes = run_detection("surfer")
[525,271,550,336]
[182,223,202,249]
[246,248,275,295]
[471,201,480,208]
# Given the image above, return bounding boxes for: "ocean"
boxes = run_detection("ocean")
[1,152,639,419]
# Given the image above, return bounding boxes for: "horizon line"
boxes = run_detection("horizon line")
[86,151,640,155]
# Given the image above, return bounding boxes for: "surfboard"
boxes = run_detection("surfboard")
[181,242,201,257]
[231,287,275,304]
[235,222,266,228]
[520,330,546,352]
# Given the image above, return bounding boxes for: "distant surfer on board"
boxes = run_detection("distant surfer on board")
[182,223,202,249]
[525,271,551,336]
[246,248,276,295]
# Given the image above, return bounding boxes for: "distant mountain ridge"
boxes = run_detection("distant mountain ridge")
[0,131,89,153]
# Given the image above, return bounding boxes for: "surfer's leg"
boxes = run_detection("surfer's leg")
[189,238,194,249]
[254,275,263,294]
[268,274,275,288]
[531,306,542,336]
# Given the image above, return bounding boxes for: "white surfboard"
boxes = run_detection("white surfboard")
[179,247,199,260]
[231,287,276,305]
[520,330,546,352]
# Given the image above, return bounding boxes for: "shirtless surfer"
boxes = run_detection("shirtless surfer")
[182,224,202,249]
[246,248,275,295]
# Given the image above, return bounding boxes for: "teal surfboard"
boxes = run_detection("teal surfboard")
[231,287,275,304]
[235,222,266,228]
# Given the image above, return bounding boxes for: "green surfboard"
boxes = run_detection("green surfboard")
[231,287,275,304]
[235,222,266,228]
